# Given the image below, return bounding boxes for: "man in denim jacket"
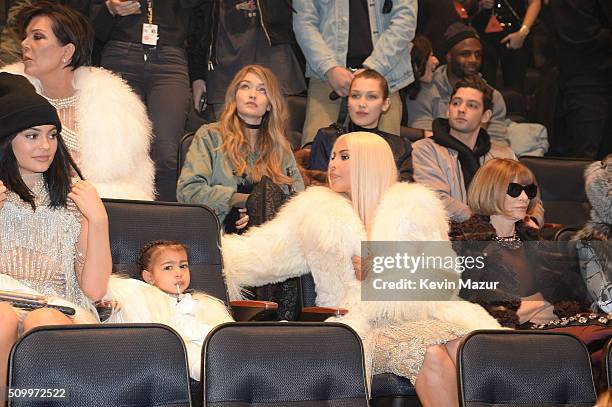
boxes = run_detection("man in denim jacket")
[293,0,417,146]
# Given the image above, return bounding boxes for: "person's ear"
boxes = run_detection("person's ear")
[481,109,492,124]
[141,270,155,285]
[266,103,271,112]
[381,97,391,113]
[61,43,75,65]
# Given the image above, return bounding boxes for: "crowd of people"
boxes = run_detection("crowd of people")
[0,1,611,406]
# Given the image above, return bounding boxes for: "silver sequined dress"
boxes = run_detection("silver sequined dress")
[369,320,469,383]
[0,176,91,310]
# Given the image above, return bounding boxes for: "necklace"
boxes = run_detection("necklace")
[44,93,79,110]
[493,233,522,250]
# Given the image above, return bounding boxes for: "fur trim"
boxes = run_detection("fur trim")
[1,63,155,200]
[293,148,329,187]
[222,183,502,337]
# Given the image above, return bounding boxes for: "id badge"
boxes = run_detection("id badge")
[142,23,158,46]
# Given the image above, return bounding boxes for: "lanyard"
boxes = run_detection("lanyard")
[146,0,153,24]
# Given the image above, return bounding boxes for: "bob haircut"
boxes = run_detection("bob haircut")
[467,158,538,217]
[350,68,390,100]
[331,131,398,232]
[0,127,83,210]
[18,1,94,69]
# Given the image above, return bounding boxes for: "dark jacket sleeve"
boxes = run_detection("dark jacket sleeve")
[309,126,340,171]
[89,0,117,42]
[187,0,214,83]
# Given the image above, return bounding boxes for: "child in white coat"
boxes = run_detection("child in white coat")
[105,240,233,380]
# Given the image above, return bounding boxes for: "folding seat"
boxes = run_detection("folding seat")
[8,324,191,407]
[203,322,369,406]
[519,156,593,229]
[458,330,596,407]
[299,274,422,407]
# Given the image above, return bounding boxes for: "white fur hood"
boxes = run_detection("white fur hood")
[1,63,155,200]
[222,183,501,338]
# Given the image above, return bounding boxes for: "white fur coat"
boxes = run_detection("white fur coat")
[223,183,501,339]
[2,63,155,200]
[105,276,233,380]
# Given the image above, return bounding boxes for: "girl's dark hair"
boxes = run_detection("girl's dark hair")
[0,130,83,210]
[137,240,189,272]
[17,1,93,69]
[408,34,433,100]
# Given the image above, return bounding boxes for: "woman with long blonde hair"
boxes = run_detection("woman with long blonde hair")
[222,131,502,406]
[177,64,304,232]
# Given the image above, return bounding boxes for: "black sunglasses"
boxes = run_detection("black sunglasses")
[507,183,538,199]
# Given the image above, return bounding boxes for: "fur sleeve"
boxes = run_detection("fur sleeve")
[222,186,362,301]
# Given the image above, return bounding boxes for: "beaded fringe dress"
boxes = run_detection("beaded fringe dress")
[0,175,91,311]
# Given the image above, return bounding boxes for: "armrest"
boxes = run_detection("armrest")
[299,306,349,322]
[230,300,279,321]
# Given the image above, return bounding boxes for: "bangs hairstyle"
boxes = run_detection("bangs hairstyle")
[137,240,189,273]
[408,34,433,100]
[451,75,493,112]
[0,129,83,210]
[216,64,292,185]
[350,68,390,99]
[467,158,538,217]
[18,1,93,69]
[334,132,397,232]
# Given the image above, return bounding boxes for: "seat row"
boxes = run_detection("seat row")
[8,323,605,406]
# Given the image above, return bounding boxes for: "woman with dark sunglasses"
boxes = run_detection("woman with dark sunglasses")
[449,158,588,328]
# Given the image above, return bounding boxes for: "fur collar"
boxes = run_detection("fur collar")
[1,63,155,200]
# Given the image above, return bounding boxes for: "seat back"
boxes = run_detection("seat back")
[177,131,196,181]
[103,199,228,303]
[458,330,596,407]
[519,156,593,227]
[203,322,369,406]
[603,338,612,389]
[9,324,191,407]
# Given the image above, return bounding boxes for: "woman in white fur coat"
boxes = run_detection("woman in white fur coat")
[1,2,155,200]
[223,131,502,406]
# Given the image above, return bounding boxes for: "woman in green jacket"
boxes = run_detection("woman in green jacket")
[177,64,304,232]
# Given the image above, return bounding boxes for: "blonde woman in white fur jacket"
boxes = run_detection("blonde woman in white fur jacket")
[223,131,502,407]
[1,2,154,200]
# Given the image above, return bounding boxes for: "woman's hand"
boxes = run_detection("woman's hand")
[235,208,249,230]
[68,180,108,225]
[0,181,7,210]
[105,0,141,16]
[501,30,527,50]
[352,255,373,281]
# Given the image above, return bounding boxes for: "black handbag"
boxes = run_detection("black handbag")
[244,174,301,321]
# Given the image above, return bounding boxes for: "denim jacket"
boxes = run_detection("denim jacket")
[293,0,417,92]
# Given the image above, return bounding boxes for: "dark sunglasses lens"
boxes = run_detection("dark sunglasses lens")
[507,183,522,198]
[524,184,538,199]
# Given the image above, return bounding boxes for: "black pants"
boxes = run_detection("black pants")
[480,31,530,94]
[558,83,612,160]
[101,41,190,201]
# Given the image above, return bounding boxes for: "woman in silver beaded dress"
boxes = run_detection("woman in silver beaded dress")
[1,1,155,200]
[0,72,112,389]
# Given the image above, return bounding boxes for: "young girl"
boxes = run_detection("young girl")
[0,72,112,388]
[307,69,412,182]
[105,240,233,380]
